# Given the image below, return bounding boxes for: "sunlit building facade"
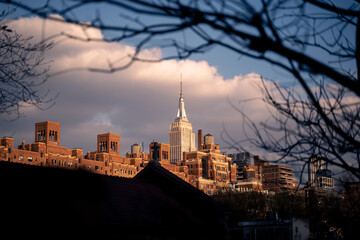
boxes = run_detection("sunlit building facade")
[0,120,236,195]
[168,81,196,165]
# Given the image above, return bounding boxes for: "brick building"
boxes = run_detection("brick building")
[1,121,83,170]
[182,130,237,194]
[233,164,263,192]
[0,121,144,180]
[1,121,236,195]
[0,160,231,239]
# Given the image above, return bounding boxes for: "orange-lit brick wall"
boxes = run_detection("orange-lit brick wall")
[0,121,237,195]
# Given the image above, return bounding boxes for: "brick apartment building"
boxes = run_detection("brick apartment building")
[233,163,263,192]
[182,130,237,194]
[0,121,236,195]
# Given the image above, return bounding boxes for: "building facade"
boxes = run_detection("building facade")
[1,121,236,195]
[228,152,251,166]
[183,130,237,194]
[308,156,334,191]
[168,81,196,165]
[231,154,298,193]
[1,121,83,171]
[233,164,263,192]
[255,157,298,192]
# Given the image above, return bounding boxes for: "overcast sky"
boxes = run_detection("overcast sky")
[1,14,279,159]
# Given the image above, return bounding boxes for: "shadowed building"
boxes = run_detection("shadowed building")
[0,160,231,239]
[255,157,298,192]
[228,152,251,166]
[307,155,334,192]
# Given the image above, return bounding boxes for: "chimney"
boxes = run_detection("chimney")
[254,155,260,166]
[198,129,203,150]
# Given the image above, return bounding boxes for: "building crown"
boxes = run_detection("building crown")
[176,79,189,122]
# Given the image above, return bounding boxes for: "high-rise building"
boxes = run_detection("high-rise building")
[168,81,196,165]
[308,156,334,191]
[308,155,325,185]
[254,157,298,192]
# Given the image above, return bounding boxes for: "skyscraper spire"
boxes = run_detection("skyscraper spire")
[176,75,188,122]
[169,74,196,164]
[180,75,183,99]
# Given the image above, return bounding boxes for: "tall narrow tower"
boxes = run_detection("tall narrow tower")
[168,79,196,165]
[35,121,60,146]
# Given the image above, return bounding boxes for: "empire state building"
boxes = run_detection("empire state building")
[168,81,196,165]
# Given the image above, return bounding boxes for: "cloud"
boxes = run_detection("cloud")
[1,15,270,157]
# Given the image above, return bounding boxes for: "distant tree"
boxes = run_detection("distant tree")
[215,190,346,238]
[269,191,306,219]
[339,175,360,239]
[0,9,54,119]
[2,0,358,179]
[213,191,269,221]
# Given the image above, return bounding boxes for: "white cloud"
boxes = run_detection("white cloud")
[2,15,271,157]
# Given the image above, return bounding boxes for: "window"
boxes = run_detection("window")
[19,155,23,161]
[28,156,33,162]
[40,151,43,158]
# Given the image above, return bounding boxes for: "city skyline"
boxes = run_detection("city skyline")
[0,13,275,160]
[0,1,357,238]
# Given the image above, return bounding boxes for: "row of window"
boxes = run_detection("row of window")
[188,163,229,173]
[17,155,34,162]
[216,172,228,178]
[85,165,136,176]
[215,165,227,171]
[114,167,134,175]
[37,130,58,142]
[50,158,77,168]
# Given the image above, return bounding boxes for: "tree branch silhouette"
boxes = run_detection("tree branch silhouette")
[0,8,56,120]
[2,0,358,179]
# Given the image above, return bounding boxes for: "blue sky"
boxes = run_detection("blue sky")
[1,0,300,82]
[2,0,356,83]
